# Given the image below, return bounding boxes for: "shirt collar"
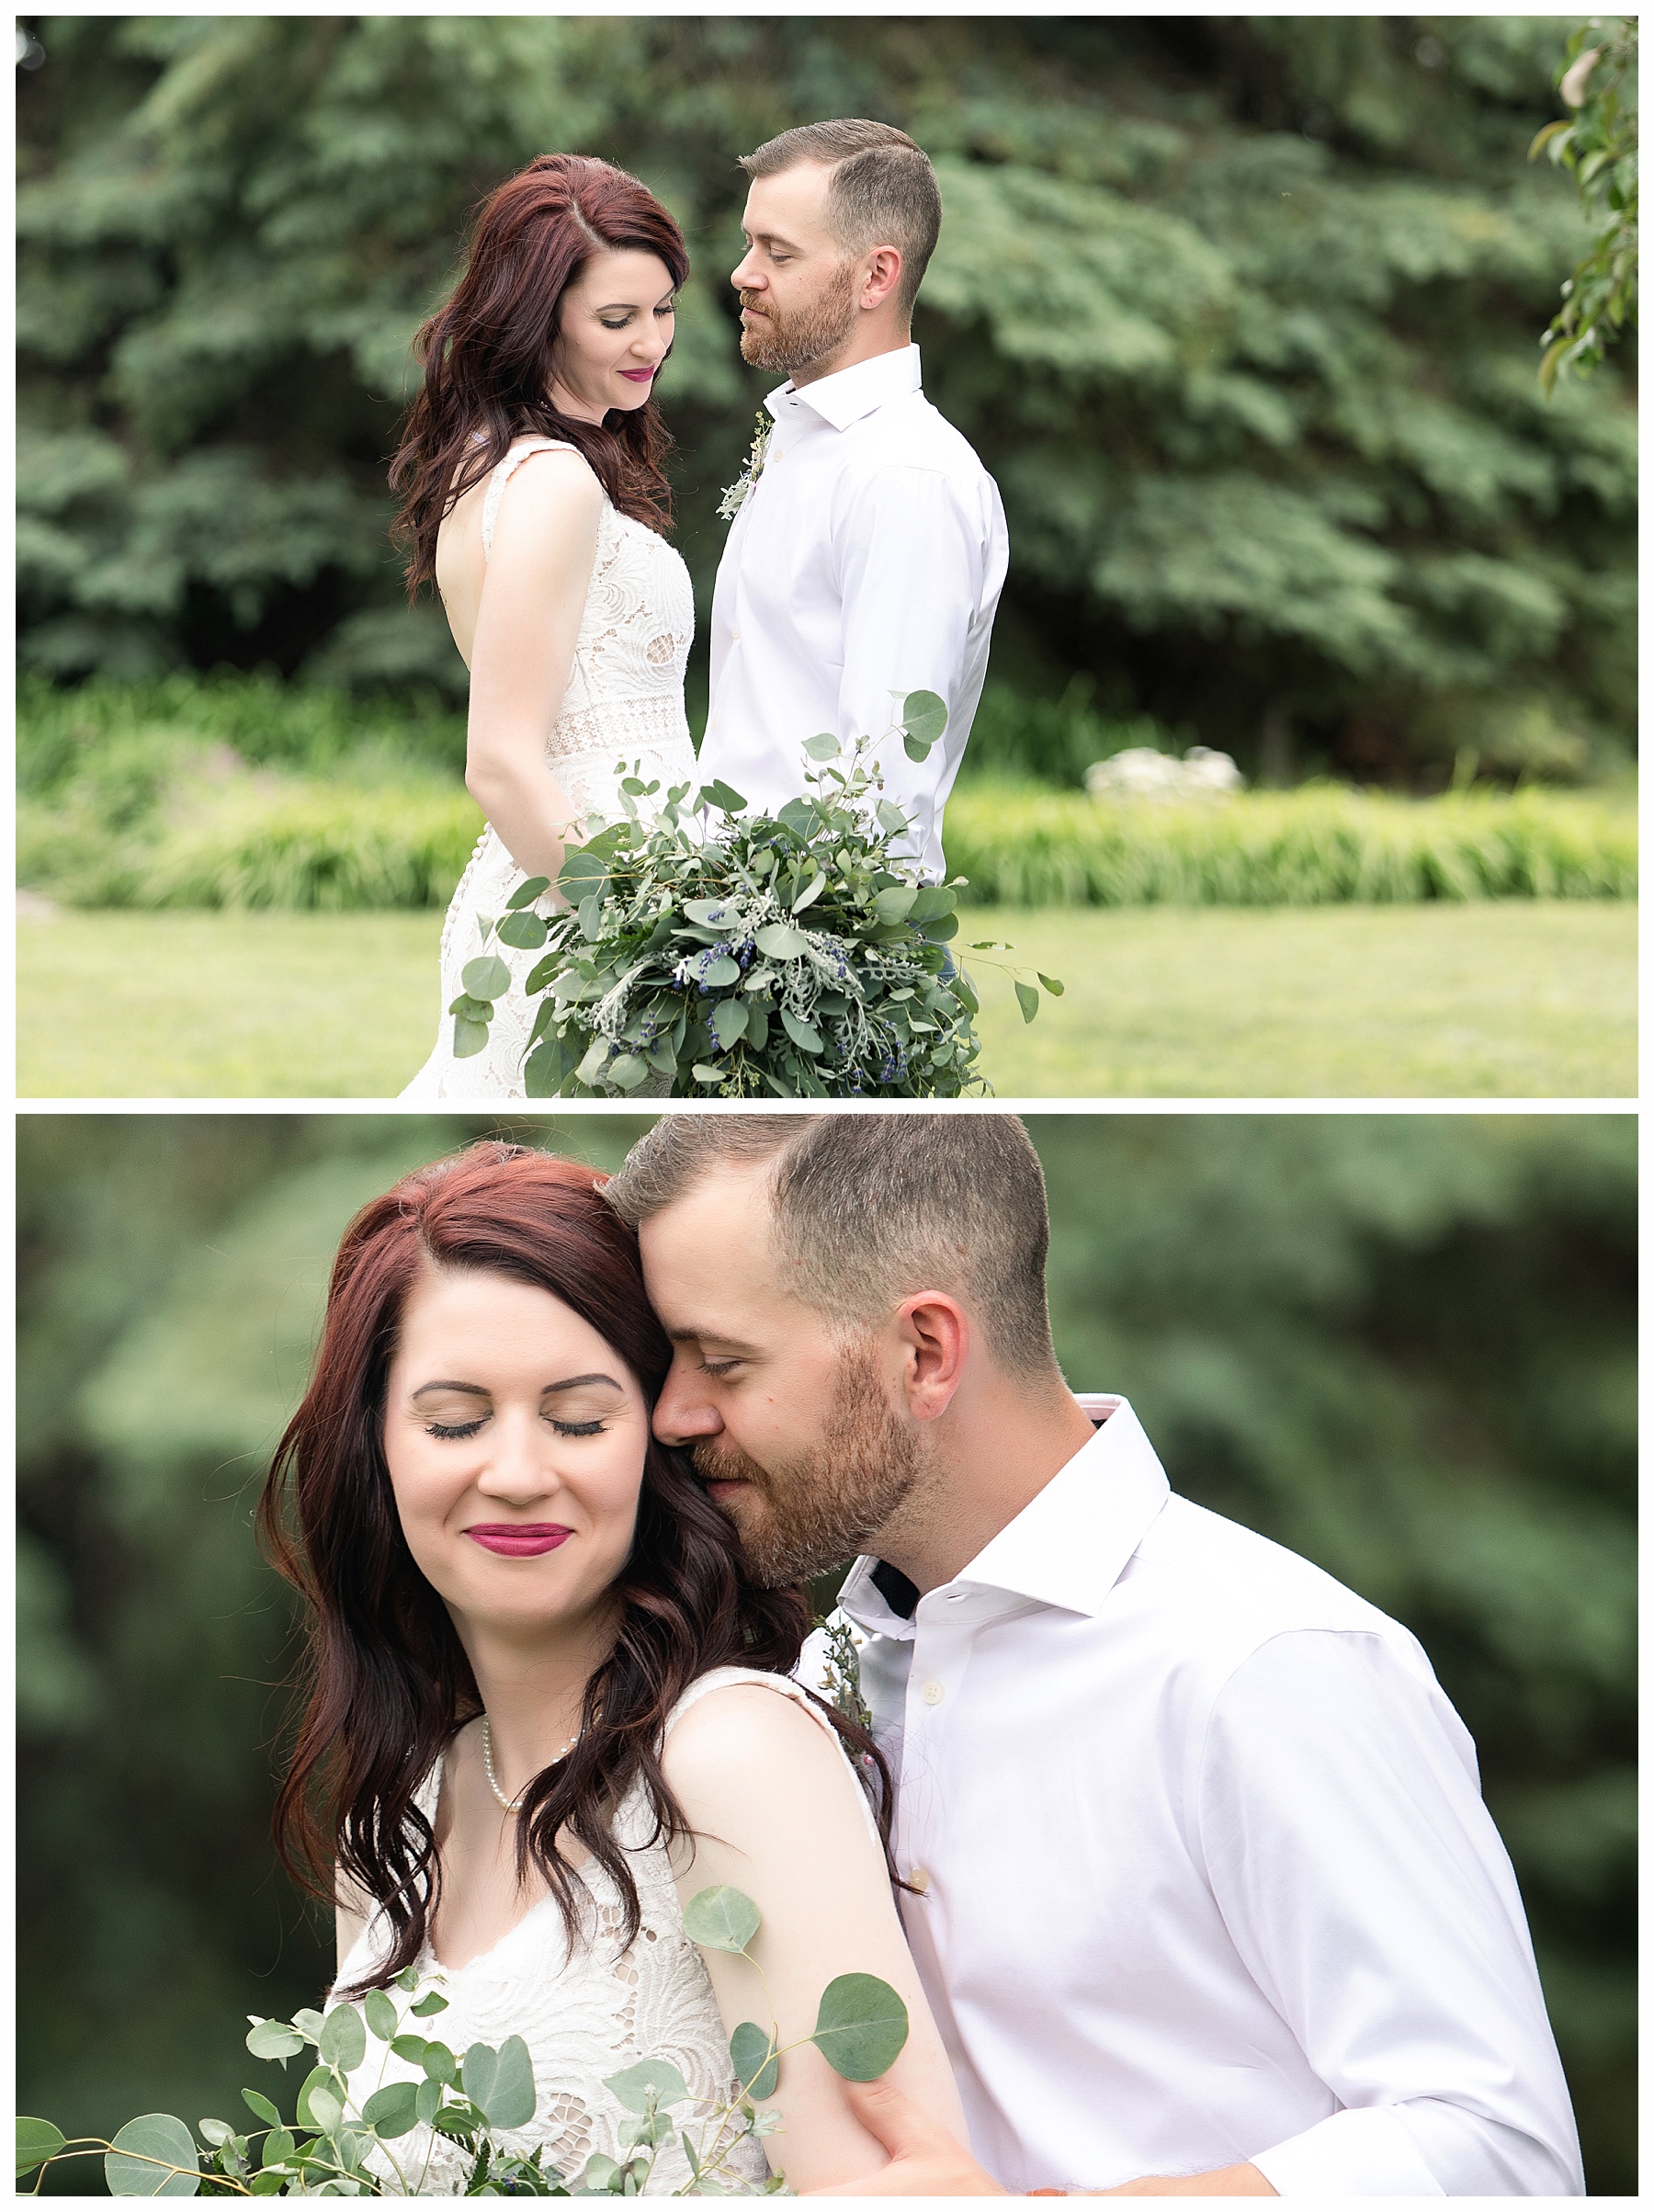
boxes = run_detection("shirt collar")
[838,1396,1172,1637]
[766,342,923,432]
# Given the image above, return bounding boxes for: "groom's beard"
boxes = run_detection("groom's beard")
[691,1342,925,1586]
[738,259,860,378]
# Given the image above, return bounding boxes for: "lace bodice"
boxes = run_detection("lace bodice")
[402,438,697,1100]
[330,1668,863,2195]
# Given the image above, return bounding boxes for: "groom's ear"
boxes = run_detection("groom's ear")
[891,1291,969,1422]
[858,243,905,315]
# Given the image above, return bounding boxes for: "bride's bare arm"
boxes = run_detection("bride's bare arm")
[663,1683,969,2194]
[463,449,604,883]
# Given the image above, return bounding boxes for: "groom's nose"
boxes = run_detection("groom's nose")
[731,246,763,293]
[652,1358,724,1447]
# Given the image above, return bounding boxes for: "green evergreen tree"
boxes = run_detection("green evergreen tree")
[17,17,1635,781]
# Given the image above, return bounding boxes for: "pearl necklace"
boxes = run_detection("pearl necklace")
[480,1715,580,1814]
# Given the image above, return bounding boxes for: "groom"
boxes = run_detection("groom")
[608,1116,1584,2199]
[697,119,1008,881]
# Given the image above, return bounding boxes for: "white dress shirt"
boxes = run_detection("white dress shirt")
[700,344,1008,879]
[802,1396,1582,2197]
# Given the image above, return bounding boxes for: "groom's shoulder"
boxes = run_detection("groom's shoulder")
[1129,1491,1412,1663]
[849,390,994,486]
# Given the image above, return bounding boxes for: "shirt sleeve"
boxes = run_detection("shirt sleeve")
[830,464,985,870]
[1195,1629,1583,2197]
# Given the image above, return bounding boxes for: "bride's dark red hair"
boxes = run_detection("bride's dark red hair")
[390,154,690,596]
[259,1142,890,1992]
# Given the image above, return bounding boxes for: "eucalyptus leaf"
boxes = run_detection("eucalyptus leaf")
[197,2121,234,2150]
[780,1009,823,1054]
[791,870,827,916]
[245,2019,305,2063]
[463,2036,537,2129]
[702,954,742,987]
[754,923,810,960]
[460,954,511,1004]
[319,2006,367,2073]
[496,910,549,951]
[409,1990,449,2017]
[295,2068,340,2129]
[453,1015,491,1059]
[711,997,749,1050]
[684,899,739,926]
[240,2091,281,2128]
[1014,980,1040,1024]
[810,1973,910,2082]
[729,2023,779,2101]
[802,732,841,761]
[696,779,748,814]
[306,2085,345,2137]
[422,2044,459,2086]
[389,2035,429,2065]
[106,2113,201,2197]
[682,1885,761,1954]
[17,2117,65,2176]
[607,1051,649,1090]
[692,1063,726,1085]
[505,876,551,911]
[361,2082,421,2140]
[901,689,948,754]
[414,2079,443,2127]
[603,2059,690,2114]
[1038,972,1066,996]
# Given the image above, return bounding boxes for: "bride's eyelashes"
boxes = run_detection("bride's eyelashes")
[420,1413,611,1440]
[598,302,676,332]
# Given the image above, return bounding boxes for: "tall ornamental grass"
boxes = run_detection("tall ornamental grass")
[943,782,1637,906]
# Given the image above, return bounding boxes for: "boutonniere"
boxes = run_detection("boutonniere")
[717,407,774,521]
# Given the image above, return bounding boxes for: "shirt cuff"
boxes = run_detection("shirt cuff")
[1250,2108,1446,2196]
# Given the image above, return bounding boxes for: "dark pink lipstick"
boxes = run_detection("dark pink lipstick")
[617,365,658,382]
[465,1524,573,1558]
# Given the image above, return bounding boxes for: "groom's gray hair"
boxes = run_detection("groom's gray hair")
[740,119,942,317]
[605,1114,1059,1378]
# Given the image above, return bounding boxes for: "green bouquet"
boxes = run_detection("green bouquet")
[17,1887,908,2196]
[449,692,1060,1098]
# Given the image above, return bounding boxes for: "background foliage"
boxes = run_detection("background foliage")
[16,14,1637,786]
[17,1114,1635,2192]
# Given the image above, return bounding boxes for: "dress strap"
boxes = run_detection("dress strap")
[481,437,579,560]
[664,1665,884,1852]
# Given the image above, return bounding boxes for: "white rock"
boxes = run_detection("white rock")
[1085,745,1244,802]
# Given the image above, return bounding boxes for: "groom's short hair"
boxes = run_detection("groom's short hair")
[606,1114,1058,1378]
[740,119,942,317]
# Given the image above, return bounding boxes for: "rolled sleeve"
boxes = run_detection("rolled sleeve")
[1199,1630,1583,2196]
[832,466,982,870]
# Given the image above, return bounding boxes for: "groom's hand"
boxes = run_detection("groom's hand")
[806,2077,1008,2195]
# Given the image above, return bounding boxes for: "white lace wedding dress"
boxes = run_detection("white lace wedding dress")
[402,438,697,1100]
[331,1668,877,2196]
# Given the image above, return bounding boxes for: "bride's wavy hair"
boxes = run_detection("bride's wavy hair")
[259,1142,893,1994]
[390,154,690,597]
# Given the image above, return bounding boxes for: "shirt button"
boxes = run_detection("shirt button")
[921,1680,945,1707]
[908,1867,932,1894]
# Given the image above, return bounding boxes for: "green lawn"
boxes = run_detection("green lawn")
[17,900,1636,1100]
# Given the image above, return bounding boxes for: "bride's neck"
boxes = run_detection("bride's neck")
[457,1602,617,1773]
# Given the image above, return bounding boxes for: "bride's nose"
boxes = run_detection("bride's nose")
[472,1411,558,1500]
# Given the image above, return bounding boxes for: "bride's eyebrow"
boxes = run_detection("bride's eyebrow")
[412,1380,490,1400]
[541,1372,625,1395]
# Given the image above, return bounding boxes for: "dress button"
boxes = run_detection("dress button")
[909,1868,932,1894]
[921,1680,945,1707]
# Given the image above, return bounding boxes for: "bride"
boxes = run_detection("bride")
[393,156,699,1100]
[257,1143,965,2194]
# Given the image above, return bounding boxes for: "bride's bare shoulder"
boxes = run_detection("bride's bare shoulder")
[662,1677,839,1789]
